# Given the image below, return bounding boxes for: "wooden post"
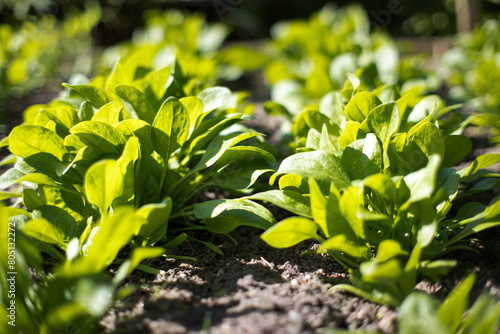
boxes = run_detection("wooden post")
[455,0,482,32]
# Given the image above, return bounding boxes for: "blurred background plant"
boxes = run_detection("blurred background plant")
[441,16,500,143]
[0,1,101,130]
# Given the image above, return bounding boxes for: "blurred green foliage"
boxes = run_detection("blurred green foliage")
[0,2,100,113]
[441,17,500,143]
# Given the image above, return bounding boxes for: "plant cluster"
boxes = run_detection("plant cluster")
[250,79,500,305]
[0,48,276,332]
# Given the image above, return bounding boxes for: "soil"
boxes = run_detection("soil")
[98,227,399,334]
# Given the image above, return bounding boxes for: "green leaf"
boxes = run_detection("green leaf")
[339,186,366,239]
[191,133,260,174]
[22,218,67,248]
[126,247,165,275]
[359,258,402,287]
[403,155,441,205]
[18,173,61,187]
[92,100,129,126]
[194,199,276,234]
[136,199,173,246]
[339,121,361,149]
[32,205,78,241]
[185,114,243,156]
[133,66,172,108]
[0,153,16,167]
[117,137,141,204]
[84,160,124,214]
[214,146,276,170]
[399,293,447,334]
[344,91,382,122]
[261,217,319,248]
[0,191,22,200]
[272,151,350,191]
[245,189,312,218]
[436,168,460,201]
[461,293,500,334]
[0,167,27,188]
[341,134,383,180]
[410,122,445,159]
[322,234,372,261]
[115,84,156,124]
[459,154,500,181]
[180,96,204,133]
[376,239,408,262]
[152,97,189,160]
[407,95,441,123]
[303,109,341,137]
[197,87,231,113]
[362,173,397,204]
[211,160,275,190]
[437,273,475,333]
[366,102,399,143]
[106,58,131,91]
[278,174,309,193]
[78,101,95,121]
[9,125,67,160]
[442,135,472,168]
[70,121,126,149]
[309,178,330,237]
[63,83,118,109]
[115,119,154,154]
[65,207,148,275]
[38,105,80,137]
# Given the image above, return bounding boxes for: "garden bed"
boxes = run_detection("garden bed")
[2,3,500,334]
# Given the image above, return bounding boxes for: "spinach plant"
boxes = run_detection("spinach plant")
[0,50,276,261]
[325,274,500,334]
[0,203,164,334]
[248,83,500,305]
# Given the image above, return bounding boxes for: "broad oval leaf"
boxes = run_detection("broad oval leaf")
[261,217,318,248]
[116,84,156,124]
[198,87,231,113]
[92,100,129,126]
[115,119,154,154]
[9,125,67,161]
[84,160,124,214]
[136,199,173,246]
[246,189,312,218]
[399,293,445,334]
[342,134,383,180]
[152,97,189,160]
[344,91,382,122]
[194,199,276,234]
[272,151,350,191]
[22,218,67,248]
[70,121,126,149]
[442,135,472,168]
[366,102,399,144]
[322,234,372,261]
[63,83,118,109]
